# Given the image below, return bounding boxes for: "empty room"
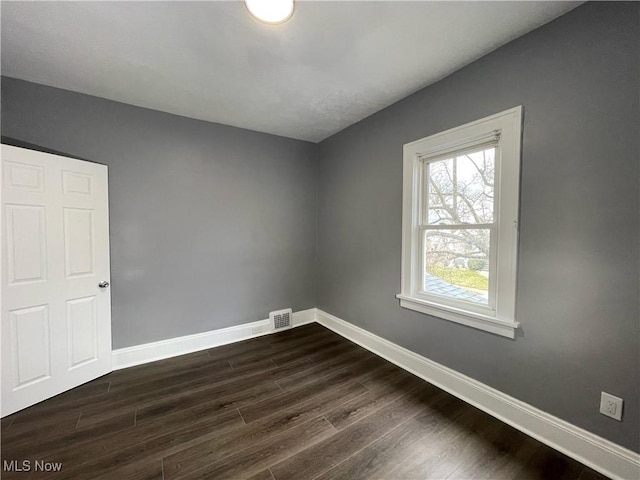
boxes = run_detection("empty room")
[0,1,638,479]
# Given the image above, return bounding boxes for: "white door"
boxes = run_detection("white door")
[1,144,112,416]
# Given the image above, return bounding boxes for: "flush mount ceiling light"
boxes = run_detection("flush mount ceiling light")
[245,0,294,24]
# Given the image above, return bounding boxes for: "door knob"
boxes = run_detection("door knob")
[98,281,110,289]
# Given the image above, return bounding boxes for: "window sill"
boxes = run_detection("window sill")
[395,294,519,338]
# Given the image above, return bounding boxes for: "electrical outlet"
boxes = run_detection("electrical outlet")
[599,392,623,421]
[251,326,264,335]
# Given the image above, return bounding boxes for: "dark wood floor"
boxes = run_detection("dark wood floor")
[1,323,608,480]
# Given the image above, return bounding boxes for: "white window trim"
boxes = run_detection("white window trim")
[397,106,522,338]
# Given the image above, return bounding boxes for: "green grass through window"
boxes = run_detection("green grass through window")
[428,266,488,291]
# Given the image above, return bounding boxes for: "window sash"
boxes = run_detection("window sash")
[415,225,498,312]
[420,145,498,228]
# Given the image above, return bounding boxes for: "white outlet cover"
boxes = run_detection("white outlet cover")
[599,392,624,421]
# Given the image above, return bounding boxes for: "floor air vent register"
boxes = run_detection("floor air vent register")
[270,308,293,331]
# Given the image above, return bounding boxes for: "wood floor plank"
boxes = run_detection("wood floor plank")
[224,334,328,369]
[110,353,276,402]
[270,385,442,480]
[245,469,276,480]
[276,346,392,393]
[324,371,425,430]
[271,339,345,366]
[1,413,81,446]
[446,421,542,480]
[1,416,14,433]
[89,459,164,480]
[445,422,526,479]
[176,416,336,480]
[40,410,244,479]
[81,358,234,411]
[77,358,313,427]
[135,380,282,426]
[239,356,384,424]
[2,378,111,433]
[576,466,612,480]
[358,362,416,391]
[1,325,607,480]
[275,346,372,391]
[273,338,363,369]
[135,383,279,433]
[459,434,542,480]
[2,410,136,458]
[316,395,478,480]
[514,444,586,480]
[304,340,368,363]
[108,357,232,393]
[222,330,335,368]
[208,326,332,364]
[393,409,501,479]
[162,380,368,479]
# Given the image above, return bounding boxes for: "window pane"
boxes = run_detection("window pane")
[423,229,490,304]
[425,147,495,225]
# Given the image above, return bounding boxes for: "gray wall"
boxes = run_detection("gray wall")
[1,77,318,348]
[317,2,639,451]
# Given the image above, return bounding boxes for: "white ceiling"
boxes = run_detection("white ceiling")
[1,1,580,142]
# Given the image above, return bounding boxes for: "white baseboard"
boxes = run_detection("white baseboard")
[315,309,640,480]
[291,308,316,327]
[112,308,316,370]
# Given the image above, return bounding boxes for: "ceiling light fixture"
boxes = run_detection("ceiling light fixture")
[245,0,294,25]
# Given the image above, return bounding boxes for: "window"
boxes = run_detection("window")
[397,107,522,338]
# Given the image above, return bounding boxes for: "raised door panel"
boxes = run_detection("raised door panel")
[6,204,47,285]
[10,305,51,389]
[67,296,98,369]
[63,208,95,278]
[62,171,93,196]
[4,161,44,193]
